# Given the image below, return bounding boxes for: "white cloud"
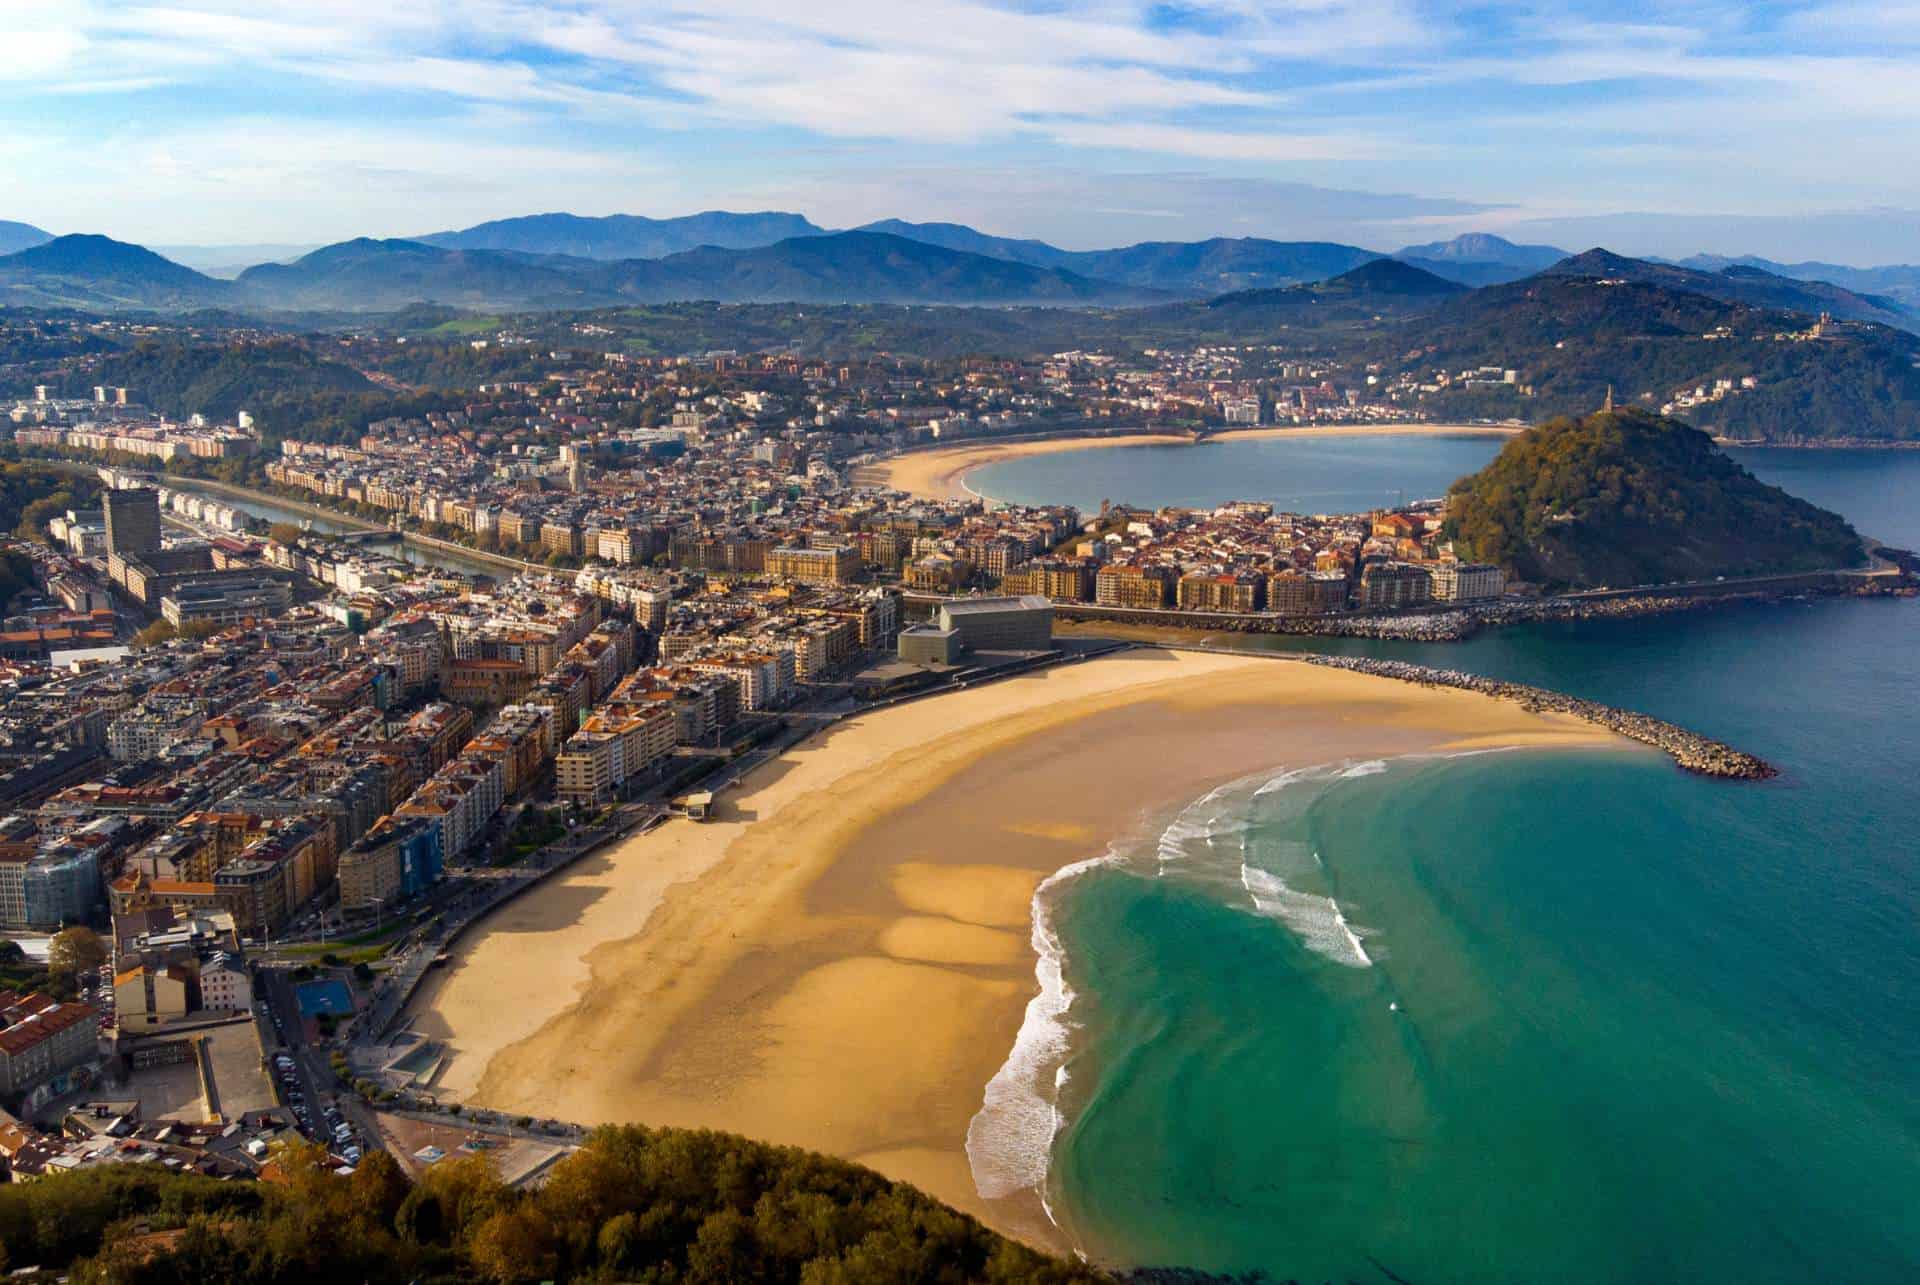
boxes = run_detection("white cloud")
[1,0,1918,255]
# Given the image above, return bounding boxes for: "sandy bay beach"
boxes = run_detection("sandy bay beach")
[859,423,1522,501]
[408,648,1617,1248]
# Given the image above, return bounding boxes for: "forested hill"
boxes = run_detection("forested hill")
[0,1122,1106,1283]
[7,338,468,446]
[1382,275,1920,442]
[50,339,372,417]
[1446,408,1864,590]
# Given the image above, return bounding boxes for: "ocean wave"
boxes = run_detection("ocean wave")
[965,848,1120,1204]
[1239,864,1375,967]
[967,757,1399,1210]
[1155,774,1263,871]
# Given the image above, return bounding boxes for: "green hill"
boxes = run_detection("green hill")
[1382,274,1920,441]
[0,234,231,311]
[67,338,374,420]
[0,1123,1104,1284]
[1446,408,1863,590]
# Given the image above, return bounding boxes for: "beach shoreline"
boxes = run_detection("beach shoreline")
[407,649,1624,1255]
[855,423,1523,502]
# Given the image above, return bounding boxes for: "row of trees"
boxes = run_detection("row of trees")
[4,1123,1104,1283]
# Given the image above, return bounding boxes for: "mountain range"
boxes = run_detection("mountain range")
[0,216,1915,334]
[1669,253,1920,311]
[1542,249,1913,330]
[230,232,1172,310]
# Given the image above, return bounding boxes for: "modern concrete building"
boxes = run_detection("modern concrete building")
[103,487,162,559]
[897,625,962,666]
[935,596,1054,652]
[160,577,292,628]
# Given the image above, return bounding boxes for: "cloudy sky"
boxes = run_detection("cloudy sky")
[7,0,1920,262]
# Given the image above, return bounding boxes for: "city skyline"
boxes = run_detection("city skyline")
[7,1,1920,263]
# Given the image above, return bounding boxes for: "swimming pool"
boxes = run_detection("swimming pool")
[295,979,354,1016]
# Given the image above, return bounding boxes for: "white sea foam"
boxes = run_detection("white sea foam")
[1340,759,1389,779]
[965,848,1120,1204]
[1253,766,1316,796]
[1155,776,1254,870]
[1239,864,1374,967]
[967,759,1388,1213]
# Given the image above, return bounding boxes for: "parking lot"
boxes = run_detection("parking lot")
[258,971,374,1167]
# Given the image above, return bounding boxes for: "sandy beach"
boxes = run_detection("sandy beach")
[408,648,1617,1250]
[858,423,1522,501]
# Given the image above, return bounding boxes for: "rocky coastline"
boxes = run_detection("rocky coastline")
[1299,654,1777,780]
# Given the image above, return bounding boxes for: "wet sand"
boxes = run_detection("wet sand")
[409,649,1617,1249]
[859,423,1521,501]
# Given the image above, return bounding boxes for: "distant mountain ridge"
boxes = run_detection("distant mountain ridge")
[1543,248,1913,330]
[0,220,53,256]
[417,210,828,260]
[225,231,1167,311]
[852,219,1077,269]
[0,234,230,310]
[1391,232,1570,287]
[1670,253,1920,311]
[2,219,1914,353]
[1396,232,1568,267]
[1208,257,1465,309]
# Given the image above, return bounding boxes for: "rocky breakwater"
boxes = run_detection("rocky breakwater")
[1302,655,1777,780]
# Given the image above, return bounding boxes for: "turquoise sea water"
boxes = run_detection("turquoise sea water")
[964,440,1920,1281]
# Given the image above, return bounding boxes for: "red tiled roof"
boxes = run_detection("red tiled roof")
[0,1000,95,1056]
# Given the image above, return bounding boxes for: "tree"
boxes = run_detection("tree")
[48,926,106,983]
[268,522,304,545]
[466,1206,558,1283]
[345,1150,410,1231]
[133,620,178,648]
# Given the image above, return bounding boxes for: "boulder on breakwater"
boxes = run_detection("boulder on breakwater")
[1301,655,1776,781]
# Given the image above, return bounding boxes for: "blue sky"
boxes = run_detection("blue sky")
[6,1,1920,262]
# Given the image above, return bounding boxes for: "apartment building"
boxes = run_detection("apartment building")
[1430,561,1506,602]
[1096,563,1175,609]
[767,544,862,586]
[1176,572,1264,614]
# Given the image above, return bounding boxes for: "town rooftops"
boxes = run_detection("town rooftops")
[0,997,95,1056]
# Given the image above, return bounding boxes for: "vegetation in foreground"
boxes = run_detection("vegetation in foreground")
[1445,407,1864,590]
[0,459,99,541]
[0,1124,1106,1284]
